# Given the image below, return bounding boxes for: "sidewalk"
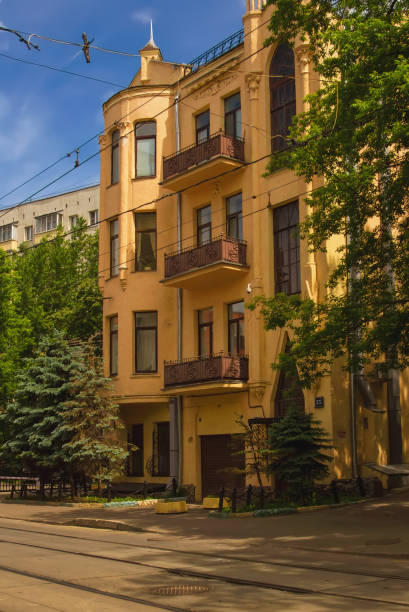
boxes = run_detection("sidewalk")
[1,490,409,559]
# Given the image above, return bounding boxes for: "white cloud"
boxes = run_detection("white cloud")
[131,9,153,25]
[0,96,45,163]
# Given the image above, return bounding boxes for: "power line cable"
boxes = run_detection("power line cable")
[0,52,127,88]
[0,16,271,210]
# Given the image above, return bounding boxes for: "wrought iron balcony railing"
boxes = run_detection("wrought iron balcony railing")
[163,131,245,182]
[187,28,244,74]
[164,353,249,388]
[164,235,247,280]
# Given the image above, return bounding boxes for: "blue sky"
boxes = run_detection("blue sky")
[0,0,246,209]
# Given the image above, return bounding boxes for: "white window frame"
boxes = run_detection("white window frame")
[89,210,99,226]
[0,223,17,243]
[35,212,63,235]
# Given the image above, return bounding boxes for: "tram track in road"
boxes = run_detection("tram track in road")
[0,521,408,583]
[1,524,409,608]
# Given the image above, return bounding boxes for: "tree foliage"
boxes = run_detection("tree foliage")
[0,333,126,492]
[256,0,409,384]
[268,405,332,503]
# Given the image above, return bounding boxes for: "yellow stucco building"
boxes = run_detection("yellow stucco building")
[98,0,408,499]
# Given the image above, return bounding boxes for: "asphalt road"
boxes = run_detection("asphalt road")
[0,515,409,611]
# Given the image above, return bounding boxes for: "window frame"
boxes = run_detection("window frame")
[89,210,99,226]
[110,219,119,278]
[0,223,15,243]
[35,212,63,235]
[111,129,120,185]
[195,110,210,144]
[228,301,245,357]
[25,226,33,242]
[224,92,241,139]
[134,121,156,178]
[273,200,301,296]
[226,193,243,240]
[198,308,213,357]
[70,215,79,229]
[109,315,118,377]
[197,205,211,246]
[270,43,296,153]
[134,311,158,374]
[134,212,157,272]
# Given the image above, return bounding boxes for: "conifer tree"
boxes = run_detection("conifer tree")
[0,333,74,492]
[57,336,127,497]
[268,406,332,504]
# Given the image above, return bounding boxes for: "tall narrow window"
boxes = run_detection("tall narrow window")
[128,424,144,476]
[135,121,156,177]
[135,312,157,373]
[270,43,296,152]
[110,219,119,277]
[197,205,211,246]
[111,129,120,184]
[25,226,33,242]
[225,93,241,138]
[70,215,79,229]
[135,212,156,271]
[274,341,305,419]
[196,110,210,144]
[198,308,213,357]
[89,210,99,226]
[228,301,245,356]
[226,193,242,240]
[153,422,170,477]
[109,315,118,376]
[273,201,300,295]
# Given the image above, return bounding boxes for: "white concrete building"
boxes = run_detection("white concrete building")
[0,184,100,251]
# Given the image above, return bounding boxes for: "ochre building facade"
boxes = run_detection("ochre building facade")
[99,0,409,499]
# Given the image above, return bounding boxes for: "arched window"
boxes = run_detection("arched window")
[274,340,305,419]
[270,43,296,153]
[111,129,120,184]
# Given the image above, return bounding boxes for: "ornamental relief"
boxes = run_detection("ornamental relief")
[190,66,240,100]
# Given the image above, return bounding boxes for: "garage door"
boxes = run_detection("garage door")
[201,434,245,498]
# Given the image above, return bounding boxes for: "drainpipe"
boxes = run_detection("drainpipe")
[176,94,183,487]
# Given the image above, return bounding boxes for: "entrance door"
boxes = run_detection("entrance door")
[201,434,245,498]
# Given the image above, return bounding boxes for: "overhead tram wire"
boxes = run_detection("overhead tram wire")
[0,16,272,210]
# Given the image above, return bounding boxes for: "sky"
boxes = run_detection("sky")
[0,0,246,210]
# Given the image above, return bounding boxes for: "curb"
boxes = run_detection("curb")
[64,518,147,532]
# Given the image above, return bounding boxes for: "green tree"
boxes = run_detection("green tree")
[268,405,332,504]
[0,333,75,491]
[252,0,409,459]
[13,219,102,352]
[57,336,127,497]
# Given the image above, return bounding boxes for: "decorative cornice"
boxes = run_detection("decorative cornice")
[189,62,240,99]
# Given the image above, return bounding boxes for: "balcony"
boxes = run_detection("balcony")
[164,353,249,394]
[162,131,245,190]
[162,235,248,290]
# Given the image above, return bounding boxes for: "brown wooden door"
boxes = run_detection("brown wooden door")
[201,434,245,498]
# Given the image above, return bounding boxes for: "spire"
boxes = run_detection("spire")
[141,19,159,51]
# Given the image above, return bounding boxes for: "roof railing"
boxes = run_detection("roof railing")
[187,28,244,75]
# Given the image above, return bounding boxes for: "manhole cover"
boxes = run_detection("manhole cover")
[150,585,209,596]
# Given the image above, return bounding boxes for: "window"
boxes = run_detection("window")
[153,422,170,477]
[228,301,245,356]
[111,129,120,184]
[89,210,99,226]
[135,121,156,177]
[197,205,211,246]
[274,341,305,418]
[273,200,301,295]
[70,215,79,229]
[110,219,119,277]
[226,193,242,240]
[198,308,213,357]
[109,315,118,376]
[196,110,210,144]
[135,212,156,271]
[25,226,33,242]
[35,212,63,234]
[225,93,241,138]
[128,424,144,476]
[0,223,15,243]
[135,311,157,373]
[270,43,296,152]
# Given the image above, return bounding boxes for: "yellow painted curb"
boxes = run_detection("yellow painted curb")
[155,501,187,514]
[202,497,230,509]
